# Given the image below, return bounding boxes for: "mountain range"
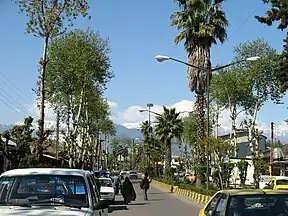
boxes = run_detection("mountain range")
[0,123,182,155]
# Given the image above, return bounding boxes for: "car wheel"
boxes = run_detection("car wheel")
[112,197,115,204]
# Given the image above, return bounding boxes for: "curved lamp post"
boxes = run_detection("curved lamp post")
[155,54,261,189]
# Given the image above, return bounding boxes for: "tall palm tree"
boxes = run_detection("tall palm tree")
[155,106,183,175]
[170,0,228,143]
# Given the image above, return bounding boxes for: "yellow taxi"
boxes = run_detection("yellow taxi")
[264,177,288,190]
[198,189,288,216]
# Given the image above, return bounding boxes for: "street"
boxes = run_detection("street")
[108,180,202,216]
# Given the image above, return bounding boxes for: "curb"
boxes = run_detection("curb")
[152,180,210,205]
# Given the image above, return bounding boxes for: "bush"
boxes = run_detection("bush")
[154,177,216,196]
[178,183,216,196]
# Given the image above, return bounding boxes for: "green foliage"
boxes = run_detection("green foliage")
[194,165,207,186]
[45,29,114,168]
[255,1,287,93]
[211,68,253,111]
[182,113,198,146]
[237,160,249,187]
[233,38,283,109]
[171,0,228,51]
[277,35,288,93]
[255,0,287,31]
[154,178,216,196]
[252,157,268,189]
[155,106,183,174]
[1,117,49,168]
[15,0,91,38]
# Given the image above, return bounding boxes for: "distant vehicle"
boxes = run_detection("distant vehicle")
[0,168,110,216]
[129,171,138,180]
[98,177,115,203]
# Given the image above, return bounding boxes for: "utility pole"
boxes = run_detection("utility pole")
[147,103,153,131]
[206,70,211,190]
[270,122,274,163]
[56,111,60,161]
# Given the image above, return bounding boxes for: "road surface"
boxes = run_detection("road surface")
[108,180,202,216]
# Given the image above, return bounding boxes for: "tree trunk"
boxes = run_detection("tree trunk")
[230,103,237,156]
[164,139,172,176]
[38,35,49,144]
[195,93,205,163]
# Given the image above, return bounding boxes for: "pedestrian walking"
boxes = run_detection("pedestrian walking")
[121,177,136,204]
[140,172,150,200]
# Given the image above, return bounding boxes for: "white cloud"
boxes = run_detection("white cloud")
[107,100,118,109]
[22,99,288,143]
[26,100,57,121]
[114,100,288,143]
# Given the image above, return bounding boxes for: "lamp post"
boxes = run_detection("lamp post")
[155,54,261,189]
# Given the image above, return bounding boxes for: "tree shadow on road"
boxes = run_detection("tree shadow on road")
[148,198,164,201]
[108,205,128,213]
[128,202,148,206]
[149,192,167,195]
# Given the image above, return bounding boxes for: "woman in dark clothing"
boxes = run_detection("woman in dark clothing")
[121,177,136,204]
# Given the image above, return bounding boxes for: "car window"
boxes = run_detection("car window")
[277,179,288,185]
[227,194,288,215]
[215,194,227,215]
[87,175,99,206]
[0,175,88,207]
[204,192,222,214]
[0,177,15,202]
[89,175,101,200]
[99,179,112,187]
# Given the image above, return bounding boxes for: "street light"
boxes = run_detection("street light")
[155,54,261,189]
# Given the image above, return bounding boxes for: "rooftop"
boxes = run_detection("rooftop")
[1,168,90,177]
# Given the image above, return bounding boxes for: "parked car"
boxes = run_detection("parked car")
[0,168,110,216]
[129,171,138,180]
[98,177,115,203]
[198,189,288,216]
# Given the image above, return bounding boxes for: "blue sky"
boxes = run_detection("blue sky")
[0,0,287,126]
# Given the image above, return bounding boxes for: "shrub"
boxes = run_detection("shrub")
[154,178,216,196]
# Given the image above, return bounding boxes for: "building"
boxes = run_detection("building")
[219,129,267,158]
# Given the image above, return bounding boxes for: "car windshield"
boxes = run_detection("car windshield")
[99,179,112,187]
[277,180,288,185]
[130,172,137,174]
[227,194,288,216]
[0,175,88,208]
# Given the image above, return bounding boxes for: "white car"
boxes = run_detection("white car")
[98,177,115,203]
[0,168,110,216]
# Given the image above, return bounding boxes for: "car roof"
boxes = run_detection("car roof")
[1,168,90,177]
[98,177,112,180]
[218,189,288,195]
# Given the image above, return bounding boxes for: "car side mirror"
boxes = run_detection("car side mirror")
[94,199,110,210]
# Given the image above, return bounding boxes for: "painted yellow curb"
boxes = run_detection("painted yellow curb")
[152,180,211,205]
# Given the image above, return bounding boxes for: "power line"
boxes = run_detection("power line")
[0,87,28,114]
[228,9,259,40]
[0,71,31,101]
[0,76,30,105]
[0,96,23,114]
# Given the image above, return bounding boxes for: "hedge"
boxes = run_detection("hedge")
[154,177,216,196]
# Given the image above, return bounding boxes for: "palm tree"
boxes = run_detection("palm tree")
[155,106,183,175]
[170,0,228,141]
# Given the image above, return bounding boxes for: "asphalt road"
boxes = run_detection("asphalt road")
[108,180,202,216]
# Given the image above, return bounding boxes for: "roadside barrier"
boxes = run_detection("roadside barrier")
[152,179,210,205]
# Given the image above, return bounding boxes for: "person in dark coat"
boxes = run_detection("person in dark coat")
[121,176,136,204]
[140,172,150,200]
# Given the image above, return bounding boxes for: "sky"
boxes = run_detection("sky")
[0,0,287,140]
